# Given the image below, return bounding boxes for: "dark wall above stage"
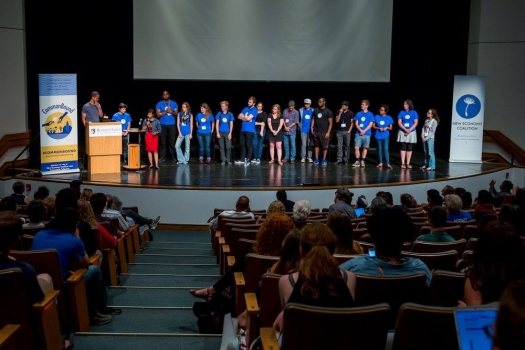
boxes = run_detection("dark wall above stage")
[25,0,471,166]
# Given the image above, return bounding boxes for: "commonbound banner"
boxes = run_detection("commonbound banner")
[449,75,486,163]
[39,74,80,174]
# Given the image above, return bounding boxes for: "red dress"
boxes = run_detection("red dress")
[145,125,159,153]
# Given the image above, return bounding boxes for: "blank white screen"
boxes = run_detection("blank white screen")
[133,0,393,82]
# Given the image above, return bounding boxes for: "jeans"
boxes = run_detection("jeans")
[197,132,212,159]
[123,209,150,226]
[376,137,390,164]
[84,265,105,318]
[423,138,435,169]
[252,129,266,160]
[218,132,232,162]
[175,134,191,163]
[160,124,176,159]
[336,130,351,161]
[300,132,312,159]
[122,135,129,164]
[283,133,296,160]
[239,132,254,160]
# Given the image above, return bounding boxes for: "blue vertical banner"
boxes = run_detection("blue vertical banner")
[38,74,79,174]
[449,75,486,163]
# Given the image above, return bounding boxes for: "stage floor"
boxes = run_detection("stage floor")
[37,153,508,190]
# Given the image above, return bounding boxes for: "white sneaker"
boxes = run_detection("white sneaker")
[307,158,313,163]
[234,160,244,164]
[250,159,257,163]
[301,158,305,163]
[352,161,361,167]
[360,160,366,167]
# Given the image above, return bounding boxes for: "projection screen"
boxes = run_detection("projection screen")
[133,0,393,82]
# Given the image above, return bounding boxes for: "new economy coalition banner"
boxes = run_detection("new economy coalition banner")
[449,75,486,163]
[39,74,79,174]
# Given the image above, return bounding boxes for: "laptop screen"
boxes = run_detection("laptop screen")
[454,305,498,350]
[354,208,365,218]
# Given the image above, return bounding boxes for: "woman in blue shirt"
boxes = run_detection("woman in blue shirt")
[396,99,419,169]
[195,103,214,164]
[373,104,393,169]
[175,102,193,164]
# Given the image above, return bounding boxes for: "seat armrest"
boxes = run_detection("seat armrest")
[32,290,60,309]
[66,269,86,284]
[244,292,259,315]
[89,253,102,266]
[234,272,245,287]
[260,327,280,350]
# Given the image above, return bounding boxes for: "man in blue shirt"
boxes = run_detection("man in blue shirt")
[155,91,179,163]
[112,103,132,164]
[352,100,375,168]
[299,99,314,163]
[235,96,257,165]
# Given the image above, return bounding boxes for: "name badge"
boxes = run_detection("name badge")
[317,113,322,118]
[202,126,206,130]
[404,123,410,127]
[359,124,364,128]
[222,118,227,123]
[341,123,346,127]
[305,115,310,120]
[285,119,289,123]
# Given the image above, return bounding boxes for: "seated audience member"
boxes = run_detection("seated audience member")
[415,206,455,242]
[473,190,498,229]
[492,280,525,350]
[398,193,418,212]
[69,180,82,200]
[454,187,467,197]
[34,185,50,200]
[418,189,441,212]
[441,185,455,197]
[10,180,30,205]
[461,191,473,209]
[31,207,114,325]
[445,194,473,222]
[23,199,46,229]
[256,199,286,224]
[489,179,514,208]
[0,197,21,219]
[340,207,432,286]
[329,187,356,218]
[209,195,255,231]
[276,189,295,212]
[377,191,393,206]
[292,199,311,229]
[111,195,160,234]
[81,188,93,201]
[356,195,368,210]
[273,222,356,331]
[460,221,525,306]
[78,200,116,252]
[370,196,388,214]
[102,194,133,233]
[269,229,302,275]
[191,212,294,301]
[327,211,363,254]
[498,204,525,238]
[43,196,56,221]
[89,193,125,237]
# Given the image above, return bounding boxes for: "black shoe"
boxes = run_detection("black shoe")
[103,307,122,315]
[91,313,112,325]
[335,160,343,164]
[159,158,166,163]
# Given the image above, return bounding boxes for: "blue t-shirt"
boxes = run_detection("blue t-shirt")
[374,115,394,140]
[447,212,473,222]
[300,108,313,134]
[178,112,192,136]
[31,229,86,281]
[397,110,419,132]
[155,100,179,125]
[240,106,257,133]
[354,111,375,137]
[216,111,235,133]
[112,112,132,133]
[196,113,215,134]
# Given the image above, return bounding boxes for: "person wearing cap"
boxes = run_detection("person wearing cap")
[155,91,179,163]
[329,187,357,218]
[352,100,374,168]
[310,98,333,165]
[373,104,394,168]
[299,98,314,162]
[334,101,354,164]
[282,100,299,163]
[112,103,132,165]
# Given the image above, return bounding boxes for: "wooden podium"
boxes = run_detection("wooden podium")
[85,122,122,174]
[123,129,146,170]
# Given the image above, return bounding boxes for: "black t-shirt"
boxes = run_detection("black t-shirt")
[255,111,267,133]
[313,107,333,133]
[334,109,354,131]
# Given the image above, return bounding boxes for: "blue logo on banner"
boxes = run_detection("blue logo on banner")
[455,94,481,119]
[42,111,73,139]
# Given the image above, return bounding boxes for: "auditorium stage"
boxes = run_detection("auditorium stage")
[35,153,507,190]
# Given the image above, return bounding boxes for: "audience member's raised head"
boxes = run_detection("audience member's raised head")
[444,194,463,214]
[369,207,413,257]
[370,196,388,214]
[276,190,288,201]
[27,199,46,224]
[327,210,359,255]
[53,207,80,234]
[400,193,417,208]
[81,188,93,201]
[77,200,98,228]
[493,280,525,350]
[500,180,514,192]
[441,185,455,197]
[69,180,82,199]
[266,200,286,216]
[235,196,250,212]
[356,195,368,209]
[0,197,17,212]
[254,212,294,256]
[428,193,443,207]
[335,187,353,205]
[454,187,467,197]
[34,185,50,200]
[90,192,108,216]
[42,197,56,220]
[0,211,23,253]
[55,188,78,215]
[428,206,447,228]
[271,228,302,275]
[111,196,124,211]
[292,199,311,229]
[476,189,494,205]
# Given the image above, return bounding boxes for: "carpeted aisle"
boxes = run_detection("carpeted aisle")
[73,230,222,349]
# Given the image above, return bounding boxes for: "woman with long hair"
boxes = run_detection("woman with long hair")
[81,188,93,201]
[267,104,284,165]
[273,222,356,331]
[326,211,363,255]
[77,199,116,251]
[461,221,525,306]
[270,228,302,275]
[175,102,193,164]
[142,109,161,168]
[397,99,419,169]
[196,103,214,164]
[421,108,440,171]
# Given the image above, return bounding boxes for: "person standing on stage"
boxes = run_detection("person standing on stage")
[251,102,267,164]
[310,98,333,166]
[81,91,103,126]
[235,96,257,166]
[215,101,235,165]
[299,98,314,163]
[397,99,419,169]
[142,109,161,169]
[282,100,299,163]
[373,104,394,169]
[195,103,215,164]
[112,103,131,165]
[352,100,374,168]
[334,101,354,165]
[175,102,193,165]
[155,91,179,163]
[421,108,439,171]
[267,104,284,165]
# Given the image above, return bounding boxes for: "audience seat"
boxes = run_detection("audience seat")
[400,250,459,271]
[0,324,20,350]
[462,225,479,240]
[429,270,466,307]
[411,239,467,255]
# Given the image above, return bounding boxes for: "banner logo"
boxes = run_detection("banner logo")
[455,94,481,119]
[42,111,73,140]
